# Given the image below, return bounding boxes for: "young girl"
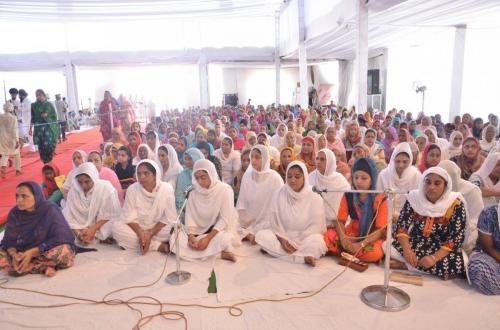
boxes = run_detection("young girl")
[233,149,251,200]
[324,157,388,263]
[114,146,136,190]
[418,144,442,173]
[41,163,64,206]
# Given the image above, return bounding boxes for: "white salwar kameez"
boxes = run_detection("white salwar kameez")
[236,145,284,238]
[270,123,288,149]
[214,137,241,185]
[177,159,240,261]
[113,160,177,252]
[309,149,350,226]
[439,160,484,254]
[377,142,421,215]
[63,162,120,241]
[132,144,156,166]
[256,161,327,263]
[0,104,21,171]
[159,144,183,191]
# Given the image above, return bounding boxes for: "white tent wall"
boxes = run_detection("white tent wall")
[385,28,455,117]
[76,65,200,111]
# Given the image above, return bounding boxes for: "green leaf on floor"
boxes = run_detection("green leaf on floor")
[208,269,217,293]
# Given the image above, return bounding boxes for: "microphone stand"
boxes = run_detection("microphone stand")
[166,191,192,285]
[312,187,410,311]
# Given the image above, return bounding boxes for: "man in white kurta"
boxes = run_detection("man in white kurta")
[0,102,21,175]
[63,162,120,244]
[113,160,177,253]
[177,159,239,261]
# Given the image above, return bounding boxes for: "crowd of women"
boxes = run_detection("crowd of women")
[1,103,499,296]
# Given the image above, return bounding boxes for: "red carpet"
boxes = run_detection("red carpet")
[0,127,103,225]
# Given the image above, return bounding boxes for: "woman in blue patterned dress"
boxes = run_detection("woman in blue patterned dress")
[467,201,500,295]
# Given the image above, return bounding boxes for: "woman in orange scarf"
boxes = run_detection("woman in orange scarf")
[298,136,317,173]
[275,147,296,181]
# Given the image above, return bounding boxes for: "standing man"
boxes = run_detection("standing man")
[8,88,21,117]
[54,93,68,142]
[18,89,34,151]
[0,103,21,178]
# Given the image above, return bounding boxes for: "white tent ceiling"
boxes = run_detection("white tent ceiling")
[0,0,284,20]
[283,0,500,60]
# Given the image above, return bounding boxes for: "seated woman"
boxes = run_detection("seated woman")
[275,147,296,182]
[391,167,466,280]
[332,147,351,182]
[243,131,257,151]
[214,137,241,186]
[157,144,183,190]
[297,136,317,173]
[177,159,239,262]
[196,141,223,181]
[470,152,500,207]
[113,160,177,255]
[175,148,205,211]
[284,131,301,155]
[146,131,160,156]
[114,146,136,190]
[467,202,500,295]
[439,160,484,254]
[0,182,75,277]
[424,127,449,160]
[88,151,124,205]
[63,163,120,245]
[418,143,442,173]
[62,150,87,199]
[480,125,498,157]
[127,132,141,158]
[347,143,370,167]
[133,143,155,165]
[255,161,327,266]
[270,123,288,149]
[41,163,63,206]
[233,149,251,201]
[324,158,387,263]
[377,142,421,218]
[364,128,385,163]
[450,137,485,180]
[257,133,280,167]
[310,149,350,228]
[448,131,464,158]
[237,145,284,243]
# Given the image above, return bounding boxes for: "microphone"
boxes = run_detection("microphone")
[184,185,194,198]
[312,186,326,194]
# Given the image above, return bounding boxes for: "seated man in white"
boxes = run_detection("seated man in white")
[63,162,120,245]
[113,160,177,255]
[177,159,239,262]
[256,161,328,266]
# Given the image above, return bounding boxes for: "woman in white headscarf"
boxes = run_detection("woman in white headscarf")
[236,145,284,243]
[133,144,155,166]
[439,160,484,254]
[112,160,177,255]
[448,131,464,158]
[62,150,88,198]
[479,125,498,156]
[177,159,239,262]
[309,149,350,226]
[470,152,500,207]
[157,144,183,190]
[390,167,467,279]
[270,123,288,149]
[63,162,120,245]
[377,142,421,217]
[146,130,161,156]
[424,127,449,160]
[214,136,241,186]
[255,161,327,266]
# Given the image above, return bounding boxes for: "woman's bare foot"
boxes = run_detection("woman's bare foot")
[304,256,317,267]
[390,259,408,270]
[158,242,170,254]
[44,267,57,277]
[221,251,237,262]
[15,170,22,176]
[0,167,6,179]
[243,234,256,245]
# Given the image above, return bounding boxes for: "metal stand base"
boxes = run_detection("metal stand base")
[166,271,191,285]
[360,285,410,311]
